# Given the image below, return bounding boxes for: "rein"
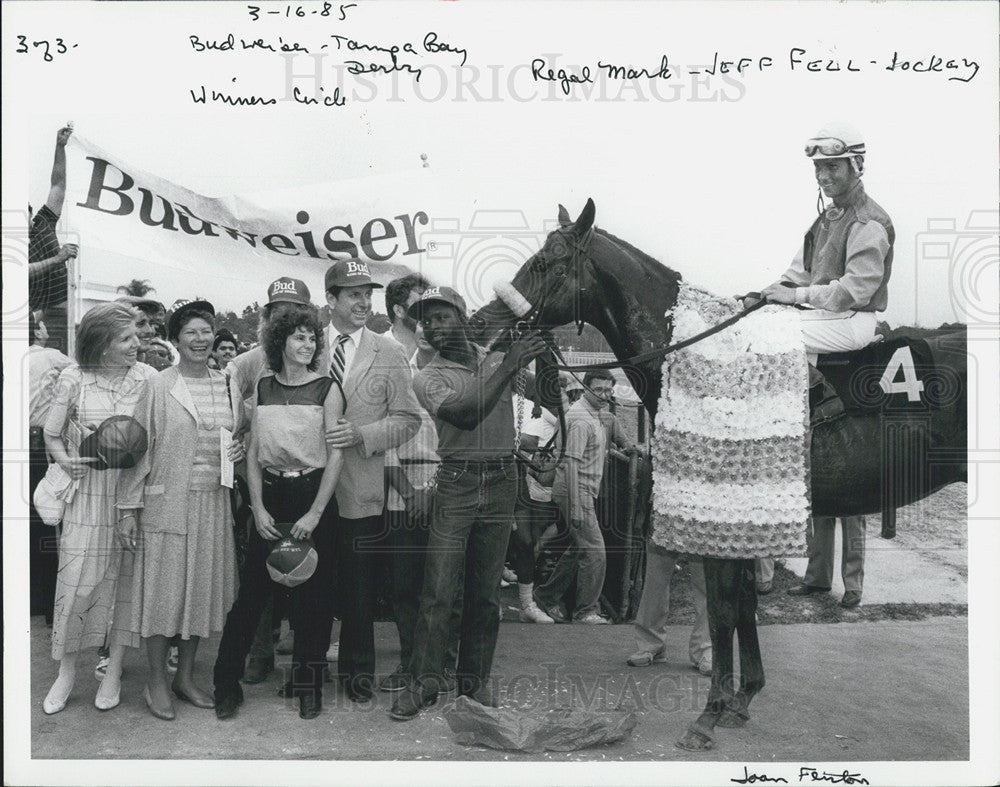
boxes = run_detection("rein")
[504,224,767,472]
[551,296,768,373]
[503,225,768,372]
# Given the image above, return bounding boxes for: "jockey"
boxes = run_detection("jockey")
[758,122,894,364]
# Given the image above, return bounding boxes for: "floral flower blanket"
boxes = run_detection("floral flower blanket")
[650,283,810,558]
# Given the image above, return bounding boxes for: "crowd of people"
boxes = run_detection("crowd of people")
[28,259,708,723]
[27,118,889,724]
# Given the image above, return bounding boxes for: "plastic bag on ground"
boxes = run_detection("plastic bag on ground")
[444,695,638,752]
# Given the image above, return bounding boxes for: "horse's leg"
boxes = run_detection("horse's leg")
[717,559,765,727]
[676,556,738,751]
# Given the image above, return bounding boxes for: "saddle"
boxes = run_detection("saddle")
[810,332,963,425]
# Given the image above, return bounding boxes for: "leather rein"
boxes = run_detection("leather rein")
[503,225,767,473]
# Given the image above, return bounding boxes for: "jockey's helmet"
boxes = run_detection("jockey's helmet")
[804,122,866,160]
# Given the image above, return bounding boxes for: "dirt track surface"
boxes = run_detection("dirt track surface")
[29,615,968,764]
[26,486,970,769]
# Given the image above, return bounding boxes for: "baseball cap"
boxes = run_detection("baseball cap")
[265,522,319,588]
[79,415,149,471]
[325,258,384,291]
[407,286,468,321]
[167,299,215,341]
[267,277,312,305]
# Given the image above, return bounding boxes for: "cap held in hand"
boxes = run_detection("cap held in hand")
[265,521,319,587]
[79,415,149,471]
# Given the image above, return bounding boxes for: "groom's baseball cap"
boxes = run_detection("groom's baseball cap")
[407,286,467,321]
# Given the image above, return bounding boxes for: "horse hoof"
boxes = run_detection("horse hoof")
[716,708,749,728]
[675,723,715,751]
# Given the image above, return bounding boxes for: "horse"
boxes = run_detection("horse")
[468,198,967,750]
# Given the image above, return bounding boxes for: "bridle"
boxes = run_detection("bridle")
[501,224,595,345]
[505,225,595,473]
[499,222,766,471]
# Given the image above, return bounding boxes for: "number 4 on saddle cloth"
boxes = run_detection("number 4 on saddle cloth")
[811,332,966,420]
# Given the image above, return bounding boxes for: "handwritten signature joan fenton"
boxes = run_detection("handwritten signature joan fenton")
[730,766,870,785]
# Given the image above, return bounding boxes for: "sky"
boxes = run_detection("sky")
[15,0,999,328]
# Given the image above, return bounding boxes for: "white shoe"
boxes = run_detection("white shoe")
[520,602,555,623]
[94,681,121,711]
[576,612,609,625]
[325,641,340,661]
[44,678,74,715]
[501,567,517,587]
[693,654,713,676]
[43,693,69,715]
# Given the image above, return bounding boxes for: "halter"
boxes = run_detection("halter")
[509,226,770,408]
[508,224,595,341]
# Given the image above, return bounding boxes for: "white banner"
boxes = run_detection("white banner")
[63,135,442,312]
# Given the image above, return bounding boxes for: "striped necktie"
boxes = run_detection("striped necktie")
[330,333,350,385]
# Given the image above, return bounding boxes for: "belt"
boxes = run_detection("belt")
[440,456,514,471]
[264,467,319,479]
[399,458,439,466]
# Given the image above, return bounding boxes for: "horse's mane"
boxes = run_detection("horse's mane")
[594,227,682,286]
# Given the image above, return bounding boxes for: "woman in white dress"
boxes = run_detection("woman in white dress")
[42,302,156,713]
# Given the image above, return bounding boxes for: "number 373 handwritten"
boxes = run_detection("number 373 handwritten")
[15,35,77,62]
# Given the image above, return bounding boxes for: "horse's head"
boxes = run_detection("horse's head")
[468,199,598,346]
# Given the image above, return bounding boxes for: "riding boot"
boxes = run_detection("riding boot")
[808,365,845,426]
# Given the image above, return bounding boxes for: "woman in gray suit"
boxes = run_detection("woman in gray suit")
[115,301,246,720]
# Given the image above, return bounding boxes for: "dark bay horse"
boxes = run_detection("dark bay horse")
[468,198,967,750]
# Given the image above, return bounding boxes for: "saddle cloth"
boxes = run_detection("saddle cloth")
[817,332,963,413]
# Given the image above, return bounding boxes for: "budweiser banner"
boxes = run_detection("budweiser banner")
[63,135,441,311]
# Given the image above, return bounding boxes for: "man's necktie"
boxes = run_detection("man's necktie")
[330,333,349,385]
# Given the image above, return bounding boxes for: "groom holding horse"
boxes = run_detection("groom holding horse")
[752,121,895,609]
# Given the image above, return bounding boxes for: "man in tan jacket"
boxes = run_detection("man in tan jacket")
[322,259,421,702]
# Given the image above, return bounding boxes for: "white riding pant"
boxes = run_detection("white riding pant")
[799,310,878,364]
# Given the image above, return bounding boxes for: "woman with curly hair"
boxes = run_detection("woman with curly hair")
[42,302,156,714]
[212,302,344,721]
[114,301,247,720]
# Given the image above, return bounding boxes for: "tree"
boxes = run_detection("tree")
[116,279,156,297]
[366,312,391,334]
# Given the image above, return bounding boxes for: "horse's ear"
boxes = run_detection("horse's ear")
[574,198,596,236]
[557,204,572,227]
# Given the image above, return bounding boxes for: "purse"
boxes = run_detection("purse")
[33,391,85,525]
[32,462,78,526]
